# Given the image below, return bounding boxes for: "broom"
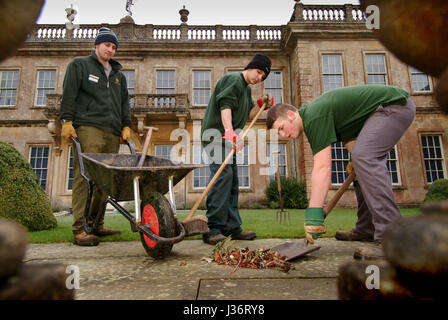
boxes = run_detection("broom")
[182,98,270,236]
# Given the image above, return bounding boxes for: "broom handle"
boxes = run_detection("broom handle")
[137,126,158,168]
[324,170,356,218]
[185,102,268,220]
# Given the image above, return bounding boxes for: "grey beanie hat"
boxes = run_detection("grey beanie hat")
[95,27,118,47]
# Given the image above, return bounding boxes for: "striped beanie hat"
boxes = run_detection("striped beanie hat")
[95,27,118,47]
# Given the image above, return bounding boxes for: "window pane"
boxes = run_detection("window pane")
[267,143,287,182]
[265,71,283,104]
[421,135,446,183]
[331,142,350,184]
[29,146,50,190]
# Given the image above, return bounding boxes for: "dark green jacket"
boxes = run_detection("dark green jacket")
[201,72,254,145]
[59,51,131,136]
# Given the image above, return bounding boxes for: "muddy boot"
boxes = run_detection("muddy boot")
[231,230,257,240]
[74,231,99,246]
[335,229,374,242]
[94,227,121,237]
[203,234,226,245]
[353,241,384,260]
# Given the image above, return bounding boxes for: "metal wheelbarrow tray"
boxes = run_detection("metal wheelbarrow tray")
[82,153,200,201]
[71,137,204,259]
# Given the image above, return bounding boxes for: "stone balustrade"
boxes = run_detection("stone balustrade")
[130,93,188,109]
[291,2,365,23]
[28,23,284,43]
[26,2,366,44]
[45,93,188,111]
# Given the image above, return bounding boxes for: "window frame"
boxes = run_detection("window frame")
[154,144,174,161]
[236,145,250,189]
[67,145,74,192]
[387,145,402,186]
[363,52,389,85]
[28,144,51,192]
[267,143,288,182]
[34,69,57,107]
[408,66,433,94]
[419,133,447,184]
[320,53,345,93]
[192,144,211,189]
[192,69,212,107]
[0,69,20,107]
[264,70,284,104]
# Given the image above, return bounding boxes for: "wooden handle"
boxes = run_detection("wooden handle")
[137,126,159,168]
[273,151,281,193]
[185,101,269,220]
[324,170,356,218]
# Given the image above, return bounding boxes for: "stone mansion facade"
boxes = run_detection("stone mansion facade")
[0,2,447,210]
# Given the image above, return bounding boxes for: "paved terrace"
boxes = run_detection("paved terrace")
[24,238,364,300]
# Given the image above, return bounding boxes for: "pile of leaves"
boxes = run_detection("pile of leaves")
[209,237,292,273]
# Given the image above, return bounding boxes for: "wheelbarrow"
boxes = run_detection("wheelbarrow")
[71,137,204,258]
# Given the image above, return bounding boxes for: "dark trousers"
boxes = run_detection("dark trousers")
[204,144,242,238]
[72,126,120,235]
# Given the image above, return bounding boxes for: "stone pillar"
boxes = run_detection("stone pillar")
[344,4,354,22]
[292,0,304,22]
[249,25,257,41]
[215,25,223,41]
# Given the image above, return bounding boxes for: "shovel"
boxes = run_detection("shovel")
[271,169,356,261]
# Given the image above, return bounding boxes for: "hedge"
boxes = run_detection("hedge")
[0,141,57,231]
[423,178,448,203]
[265,176,308,209]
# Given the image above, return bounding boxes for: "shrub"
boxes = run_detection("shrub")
[0,141,57,231]
[265,176,308,209]
[423,179,448,203]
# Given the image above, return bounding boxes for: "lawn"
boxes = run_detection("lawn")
[27,208,420,244]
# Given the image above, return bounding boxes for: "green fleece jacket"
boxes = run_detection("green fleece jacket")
[59,50,131,136]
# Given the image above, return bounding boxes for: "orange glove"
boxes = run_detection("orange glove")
[121,126,131,143]
[257,93,274,109]
[61,122,77,141]
[223,129,244,152]
[346,162,358,181]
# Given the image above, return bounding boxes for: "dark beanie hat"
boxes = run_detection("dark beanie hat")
[244,54,271,80]
[95,27,119,47]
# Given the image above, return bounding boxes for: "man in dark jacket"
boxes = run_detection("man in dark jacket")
[60,27,132,246]
[201,54,273,245]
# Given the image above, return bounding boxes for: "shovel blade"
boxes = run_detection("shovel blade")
[271,242,321,261]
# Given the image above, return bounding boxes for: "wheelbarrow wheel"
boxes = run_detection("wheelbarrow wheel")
[139,192,176,259]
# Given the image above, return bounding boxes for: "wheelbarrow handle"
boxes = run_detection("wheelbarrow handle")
[70,136,88,181]
[139,218,186,245]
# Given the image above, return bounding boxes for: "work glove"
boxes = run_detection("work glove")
[121,126,131,143]
[346,162,358,181]
[304,208,326,245]
[61,122,77,141]
[223,129,244,152]
[257,93,274,109]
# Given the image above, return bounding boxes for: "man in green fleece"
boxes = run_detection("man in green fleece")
[60,27,132,246]
[201,54,273,245]
[266,85,415,259]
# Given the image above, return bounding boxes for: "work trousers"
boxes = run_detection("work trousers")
[72,126,120,235]
[204,143,243,238]
[351,98,416,241]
